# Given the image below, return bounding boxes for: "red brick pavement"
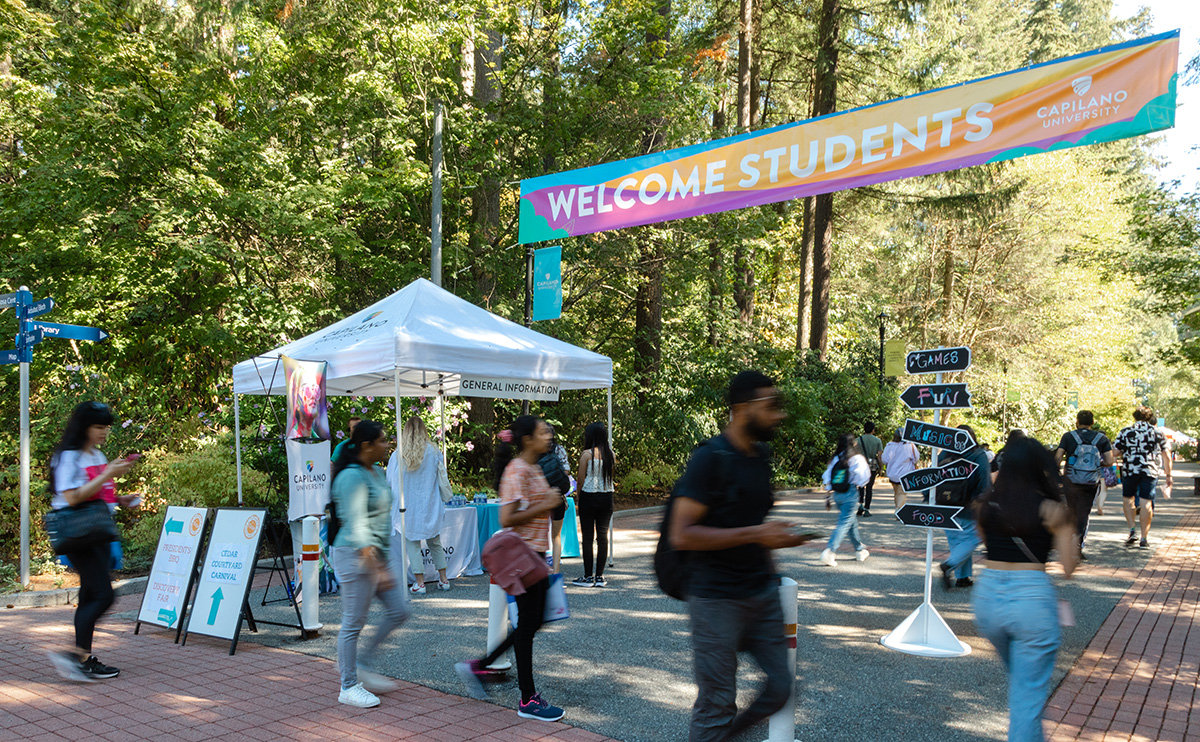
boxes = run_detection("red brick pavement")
[1045,504,1200,742]
[0,591,619,742]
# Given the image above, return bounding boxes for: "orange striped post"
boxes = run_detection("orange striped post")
[767,576,800,742]
[300,516,323,634]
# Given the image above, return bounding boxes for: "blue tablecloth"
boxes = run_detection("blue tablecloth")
[471,497,580,560]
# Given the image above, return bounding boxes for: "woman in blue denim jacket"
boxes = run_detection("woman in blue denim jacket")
[973,436,1078,742]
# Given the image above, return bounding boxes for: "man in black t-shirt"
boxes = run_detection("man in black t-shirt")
[1054,410,1113,558]
[669,371,815,742]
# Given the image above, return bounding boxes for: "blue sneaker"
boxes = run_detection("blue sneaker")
[517,693,564,722]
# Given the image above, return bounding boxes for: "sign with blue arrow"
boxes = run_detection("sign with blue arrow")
[18,329,44,347]
[183,508,267,650]
[25,297,54,318]
[29,321,108,343]
[0,292,18,310]
[1,349,18,365]
[136,506,209,637]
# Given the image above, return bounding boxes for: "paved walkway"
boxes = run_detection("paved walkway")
[1046,484,1200,742]
[0,465,1196,741]
[0,589,617,742]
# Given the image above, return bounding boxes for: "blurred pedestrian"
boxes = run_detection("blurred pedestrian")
[1053,410,1112,560]
[820,433,871,566]
[387,417,453,594]
[939,424,991,590]
[573,422,615,588]
[538,424,572,575]
[973,436,1078,742]
[856,422,883,517]
[669,371,815,741]
[1114,406,1172,548]
[456,415,567,722]
[47,401,140,682]
[331,420,409,708]
[880,429,919,509]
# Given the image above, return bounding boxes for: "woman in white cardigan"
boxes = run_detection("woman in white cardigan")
[880,429,920,509]
[387,417,453,593]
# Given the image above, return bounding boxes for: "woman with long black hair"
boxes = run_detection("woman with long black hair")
[572,422,615,588]
[973,436,1078,742]
[47,401,139,682]
[455,415,566,722]
[330,419,410,708]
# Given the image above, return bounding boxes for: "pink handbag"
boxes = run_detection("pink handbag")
[482,530,549,596]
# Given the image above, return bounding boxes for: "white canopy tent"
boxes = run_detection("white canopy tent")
[230,278,614,579]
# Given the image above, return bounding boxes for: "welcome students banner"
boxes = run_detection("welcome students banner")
[518,31,1178,244]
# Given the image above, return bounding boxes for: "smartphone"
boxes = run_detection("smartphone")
[125,453,142,462]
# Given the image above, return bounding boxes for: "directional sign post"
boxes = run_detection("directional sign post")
[882,347,973,659]
[900,458,980,494]
[905,346,972,375]
[2,287,107,588]
[900,383,972,411]
[901,418,978,455]
[895,503,966,531]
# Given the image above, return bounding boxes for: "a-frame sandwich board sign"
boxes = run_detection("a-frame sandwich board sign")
[135,506,210,642]
[182,508,268,655]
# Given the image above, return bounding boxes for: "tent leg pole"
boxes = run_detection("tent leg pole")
[440,385,447,465]
[394,372,408,588]
[234,393,244,506]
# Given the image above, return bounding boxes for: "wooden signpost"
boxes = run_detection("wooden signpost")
[895,504,965,531]
[899,459,980,494]
[900,383,972,411]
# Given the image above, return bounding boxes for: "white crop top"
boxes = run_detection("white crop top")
[582,451,613,493]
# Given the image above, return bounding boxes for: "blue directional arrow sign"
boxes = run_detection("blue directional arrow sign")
[1,349,18,365]
[18,329,44,347]
[25,297,54,318]
[164,518,184,535]
[0,293,18,310]
[158,606,179,628]
[207,587,224,625]
[29,321,109,343]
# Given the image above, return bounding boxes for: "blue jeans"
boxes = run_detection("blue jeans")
[826,490,864,553]
[944,513,978,579]
[972,570,1061,742]
[687,584,791,742]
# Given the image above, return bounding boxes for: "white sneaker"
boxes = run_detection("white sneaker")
[409,583,426,594]
[855,549,870,562]
[819,549,837,567]
[437,580,451,591]
[338,682,381,708]
[358,669,399,694]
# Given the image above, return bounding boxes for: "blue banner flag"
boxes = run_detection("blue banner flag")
[531,246,563,322]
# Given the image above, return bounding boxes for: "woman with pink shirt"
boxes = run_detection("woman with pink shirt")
[455,415,566,722]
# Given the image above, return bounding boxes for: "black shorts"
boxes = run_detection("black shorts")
[550,497,567,521]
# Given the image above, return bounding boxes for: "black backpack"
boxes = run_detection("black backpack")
[935,450,985,506]
[537,452,571,495]
[829,455,852,493]
[654,438,749,600]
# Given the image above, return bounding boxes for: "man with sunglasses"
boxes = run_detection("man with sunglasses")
[669,370,815,742]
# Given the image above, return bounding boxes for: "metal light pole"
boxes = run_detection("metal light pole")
[431,101,443,286]
[877,312,888,386]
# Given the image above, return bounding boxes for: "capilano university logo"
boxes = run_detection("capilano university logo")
[306,460,314,472]
[1037,74,1126,128]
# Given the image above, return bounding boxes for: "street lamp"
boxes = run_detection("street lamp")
[877,312,888,385]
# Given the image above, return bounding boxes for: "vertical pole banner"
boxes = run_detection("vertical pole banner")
[531,246,563,321]
[518,32,1178,244]
[282,356,331,594]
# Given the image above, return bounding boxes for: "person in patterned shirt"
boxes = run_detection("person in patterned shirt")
[1113,406,1173,548]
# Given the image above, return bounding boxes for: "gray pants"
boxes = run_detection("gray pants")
[687,583,792,742]
[331,545,410,690]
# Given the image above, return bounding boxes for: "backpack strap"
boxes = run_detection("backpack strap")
[1071,430,1084,447]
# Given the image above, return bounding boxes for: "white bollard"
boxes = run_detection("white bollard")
[300,516,322,635]
[766,576,800,742]
[485,582,513,671]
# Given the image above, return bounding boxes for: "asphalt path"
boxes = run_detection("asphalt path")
[116,464,1198,742]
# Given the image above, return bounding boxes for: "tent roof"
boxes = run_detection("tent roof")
[232,278,612,397]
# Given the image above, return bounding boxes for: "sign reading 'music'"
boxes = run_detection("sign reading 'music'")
[518,32,1177,244]
[456,376,561,402]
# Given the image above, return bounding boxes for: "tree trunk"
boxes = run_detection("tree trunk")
[796,195,814,351]
[808,0,840,359]
[736,0,753,132]
[633,0,670,402]
[466,25,504,467]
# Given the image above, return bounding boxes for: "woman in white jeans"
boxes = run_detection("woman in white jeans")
[330,420,410,708]
[387,417,453,593]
